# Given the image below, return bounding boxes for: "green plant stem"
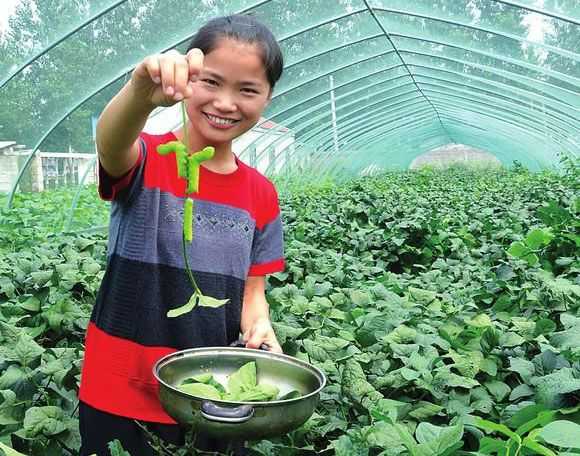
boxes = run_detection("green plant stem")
[182,230,201,295]
[181,101,189,154]
[180,100,201,294]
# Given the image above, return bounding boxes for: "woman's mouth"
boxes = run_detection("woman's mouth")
[203,113,240,129]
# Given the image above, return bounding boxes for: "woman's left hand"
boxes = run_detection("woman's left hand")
[243,318,282,353]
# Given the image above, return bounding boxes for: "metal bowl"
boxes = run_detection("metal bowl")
[153,347,326,440]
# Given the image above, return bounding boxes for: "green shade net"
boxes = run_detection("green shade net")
[1,0,578,216]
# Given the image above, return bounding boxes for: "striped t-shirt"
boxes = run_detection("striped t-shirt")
[79,132,285,423]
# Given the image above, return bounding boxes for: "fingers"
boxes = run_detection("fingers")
[139,49,204,102]
[187,48,204,82]
[244,321,283,353]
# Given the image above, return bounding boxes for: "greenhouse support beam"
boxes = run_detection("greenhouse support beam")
[490,0,580,26]
[0,0,128,90]
[371,7,580,64]
[363,0,454,144]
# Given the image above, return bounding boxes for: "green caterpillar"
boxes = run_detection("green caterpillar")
[183,197,193,242]
[156,103,225,317]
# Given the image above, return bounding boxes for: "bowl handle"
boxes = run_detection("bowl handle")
[200,401,254,424]
[229,339,270,351]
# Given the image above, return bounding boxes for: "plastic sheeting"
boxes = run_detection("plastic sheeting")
[1,0,578,201]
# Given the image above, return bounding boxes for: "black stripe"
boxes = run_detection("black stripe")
[91,255,244,348]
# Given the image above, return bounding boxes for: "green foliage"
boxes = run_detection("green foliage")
[178,362,285,402]
[0,168,578,455]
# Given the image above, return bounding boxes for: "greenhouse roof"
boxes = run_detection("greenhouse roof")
[0,0,579,198]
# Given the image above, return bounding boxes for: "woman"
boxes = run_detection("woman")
[79,14,285,455]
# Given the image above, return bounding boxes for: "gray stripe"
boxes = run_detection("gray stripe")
[109,187,255,280]
[251,215,284,266]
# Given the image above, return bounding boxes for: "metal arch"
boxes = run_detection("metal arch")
[0,0,129,89]
[251,52,578,161]
[315,108,436,150]
[426,100,569,151]
[435,102,572,148]
[408,64,579,120]
[270,37,578,121]
[489,0,580,26]
[318,95,566,159]
[294,113,441,176]
[280,79,569,158]
[299,100,433,151]
[422,89,570,143]
[257,94,428,173]
[285,90,425,148]
[389,34,580,88]
[250,33,579,160]
[251,58,575,172]
[315,108,563,161]
[265,103,435,174]
[392,43,580,97]
[416,80,577,134]
[252,91,427,170]
[282,33,385,71]
[334,82,573,138]
[330,118,546,171]
[314,119,445,174]
[241,65,410,157]
[315,101,560,162]
[349,115,545,165]
[411,73,578,130]
[7,34,398,209]
[257,75,566,172]
[273,49,399,99]
[362,0,454,143]
[294,110,440,166]
[371,6,580,63]
[253,84,424,161]
[399,49,580,98]
[271,20,577,111]
[8,0,579,205]
[16,4,578,158]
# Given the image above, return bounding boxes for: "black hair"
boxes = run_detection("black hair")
[187,15,284,89]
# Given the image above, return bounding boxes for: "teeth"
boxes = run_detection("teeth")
[206,114,237,125]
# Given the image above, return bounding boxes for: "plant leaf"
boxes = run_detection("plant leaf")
[167,293,199,318]
[198,294,229,308]
[539,420,580,449]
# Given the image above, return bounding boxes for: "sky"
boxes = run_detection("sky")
[0,0,21,32]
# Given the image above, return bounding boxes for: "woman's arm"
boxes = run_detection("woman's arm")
[241,276,282,353]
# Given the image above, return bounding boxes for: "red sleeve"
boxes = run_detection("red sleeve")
[248,258,285,276]
[248,181,285,276]
[98,143,144,201]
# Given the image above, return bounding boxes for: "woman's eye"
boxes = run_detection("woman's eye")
[202,79,218,86]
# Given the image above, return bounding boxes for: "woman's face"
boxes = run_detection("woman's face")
[186,38,271,148]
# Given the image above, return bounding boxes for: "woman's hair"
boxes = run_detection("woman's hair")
[187,15,284,89]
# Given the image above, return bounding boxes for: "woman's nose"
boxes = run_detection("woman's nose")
[213,91,237,112]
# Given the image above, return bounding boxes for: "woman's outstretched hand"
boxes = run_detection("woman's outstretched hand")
[131,48,204,107]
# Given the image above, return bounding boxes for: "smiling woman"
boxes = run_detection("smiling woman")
[78,14,286,456]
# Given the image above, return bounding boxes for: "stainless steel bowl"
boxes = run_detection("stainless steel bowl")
[153,347,326,440]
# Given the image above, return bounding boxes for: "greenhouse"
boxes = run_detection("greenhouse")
[0,0,579,455]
